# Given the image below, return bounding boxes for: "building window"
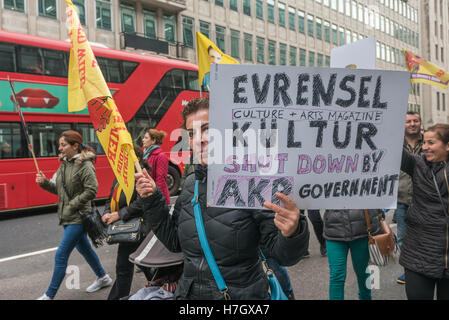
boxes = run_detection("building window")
[256,37,265,63]
[307,14,314,37]
[267,0,275,23]
[182,16,194,47]
[143,9,157,39]
[244,33,253,61]
[230,0,238,11]
[338,0,344,13]
[230,29,240,59]
[38,0,57,19]
[339,26,345,45]
[325,55,331,67]
[437,92,440,111]
[316,18,322,40]
[308,51,315,67]
[324,21,330,42]
[317,53,323,67]
[279,43,286,65]
[346,29,351,44]
[298,10,305,34]
[443,93,446,111]
[243,0,251,16]
[255,0,263,18]
[299,49,306,66]
[215,0,223,7]
[351,0,357,19]
[199,21,210,39]
[289,46,296,66]
[163,14,177,43]
[288,7,295,30]
[278,2,285,27]
[96,0,112,30]
[120,2,136,34]
[3,0,25,12]
[328,0,335,10]
[268,41,276,65]
[73,0,86,25]
[215,25,226,52]
[345,0,351,17]
[332,24,338,45]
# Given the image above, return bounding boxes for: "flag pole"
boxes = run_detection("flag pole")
[8,77,40,173]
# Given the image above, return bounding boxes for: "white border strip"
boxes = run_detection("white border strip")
[0,247,57,263]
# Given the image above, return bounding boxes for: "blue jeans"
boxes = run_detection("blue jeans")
[266,258,293,296]
[393,203,408,248]
[326,238,371,300]
[46,224,106,298]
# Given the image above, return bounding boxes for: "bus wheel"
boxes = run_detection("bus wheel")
[167,166,181,196]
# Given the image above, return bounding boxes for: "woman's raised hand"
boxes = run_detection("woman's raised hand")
[263,193,300,238]
[35,171,47,186]
[135,168,156,198]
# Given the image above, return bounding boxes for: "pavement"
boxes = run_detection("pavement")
[0,205,407,300]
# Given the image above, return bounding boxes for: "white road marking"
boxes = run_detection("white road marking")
[0,247,58,263]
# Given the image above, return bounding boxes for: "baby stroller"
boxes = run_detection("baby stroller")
[127,231,184,300]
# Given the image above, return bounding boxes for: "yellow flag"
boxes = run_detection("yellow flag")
[196,32,238,90]
[66,0,137,204]
[403,49,449,89]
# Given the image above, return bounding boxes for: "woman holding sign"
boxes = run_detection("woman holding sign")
[400,124,449,300]
[135,98,309,300]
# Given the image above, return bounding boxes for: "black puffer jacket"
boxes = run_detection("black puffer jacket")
[140,165,309,300]
[400,150,449,279]
[323,209,382,242]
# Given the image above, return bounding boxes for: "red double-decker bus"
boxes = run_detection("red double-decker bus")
[0,30,203,213]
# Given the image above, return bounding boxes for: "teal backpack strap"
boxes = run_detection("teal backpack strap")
[191,180,230,300]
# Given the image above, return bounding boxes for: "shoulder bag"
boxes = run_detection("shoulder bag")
[191,180,287,300]
[364,209,400,267]
[106,217,143,244]
[105,181,143,244]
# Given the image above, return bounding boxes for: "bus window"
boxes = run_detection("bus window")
[0,122,28,158]
[72,123,105,155]
[18,46,43,75]
[0,42,16,72]
[186,70,200,91]
[42,48,68,77]
[171,69,185,89]
[126,68,198,142]
[122,60,139,81]
[98,57,121,83]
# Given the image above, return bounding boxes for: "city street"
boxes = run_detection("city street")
[0,203,406,300]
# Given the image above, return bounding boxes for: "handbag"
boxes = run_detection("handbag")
[364,209,399,267]
[82,205,107,248]
[259,250,289,300]
[191,179,287,300]
[106,217,143,244]
[60,163,107,247]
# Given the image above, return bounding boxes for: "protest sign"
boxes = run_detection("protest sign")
[206,64,410,209]
[330,36,376,69]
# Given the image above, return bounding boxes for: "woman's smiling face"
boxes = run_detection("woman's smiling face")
[423,130,449,163]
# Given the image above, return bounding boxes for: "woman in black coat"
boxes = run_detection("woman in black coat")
[102,146,154,300]
[134,98,309,300]
[400,123,449,300]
